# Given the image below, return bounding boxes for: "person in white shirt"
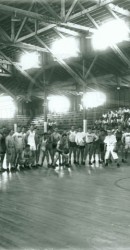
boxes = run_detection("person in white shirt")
[68,126,77,164]
[75,127,86,165]
[122,127,130,162]
[104,130,120,167]
[38,133,49,167]
[85,128,97,165]
[26,125,38,166]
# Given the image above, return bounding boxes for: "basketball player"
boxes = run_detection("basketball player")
[53,133,71,175]
[75,127,86,165]
[6,129,15,172]
[51,127,61,163]
[38,133,49,167]
[85,128,97,165]
[122,127,130,162]
[68,125,77,164]
[0,127,6,171]
[26,125,38,166]
[13,126,25,169]
[104,130,120,167]
[115,125,124,162]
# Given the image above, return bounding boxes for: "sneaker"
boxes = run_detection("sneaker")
[81,161,85,165]
[6,168,9,173]
[89,161,92,165]
[122,159,127,163]
[99,160,102,164]
[93,160,96,164]
[10,168,16,172]
[105,162,108,167]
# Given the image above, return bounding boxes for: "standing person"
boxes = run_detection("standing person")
[85,128,96,165]
[26,125,38,166]
[99,128,107,163]
[115,125,124,162]
[38,133,49,168]
[51,127,61,163]
[46,129,53,165]
[68,125,77,164]
[122,127,130,163]
[92,128,102,164]
[104,130,120,167]
[6,129,15,172]
[0,127,6,172]
[75,127,86,165]
[13,126,26,169]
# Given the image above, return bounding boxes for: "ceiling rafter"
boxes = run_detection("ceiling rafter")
[78,2,130,67]
[14,2,35,42]
[65,0,79,22]
[55,26,81,37]
[0,51,43,91]
[0,26,12,42]
[37,0,61,21]
[0,64,11,74]
[26,26,87,88]
[13,42,48,53]
[0,81,16,100]
[0,3,45,21]
[60,22,96,33]
[108,3,130,17]
[61,0,65,20]
[68,0,115,21]
[16,24,56,43]
[85,55,98,80]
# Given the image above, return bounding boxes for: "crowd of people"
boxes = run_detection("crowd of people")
[95,107,130,128]
[0,121,130,175]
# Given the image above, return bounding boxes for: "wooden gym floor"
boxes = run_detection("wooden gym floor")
[0,161,130,250]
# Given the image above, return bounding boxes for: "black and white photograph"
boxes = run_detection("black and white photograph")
[0,0,130,249]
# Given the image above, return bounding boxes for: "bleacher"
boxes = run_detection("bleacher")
[31,109,100,132]
[0,115,31,129]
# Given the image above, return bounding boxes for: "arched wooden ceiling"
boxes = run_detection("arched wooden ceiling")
[0,0,130,102]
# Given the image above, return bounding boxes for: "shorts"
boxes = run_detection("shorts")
[30,145,36,151]
[77,145,85,149]
[46,143,53,150]
[69,142,76,147]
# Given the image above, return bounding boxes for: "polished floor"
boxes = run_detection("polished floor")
[0,160,130,250]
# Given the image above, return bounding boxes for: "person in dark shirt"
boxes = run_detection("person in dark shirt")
[0,127,7,171]
[115,125,124,162]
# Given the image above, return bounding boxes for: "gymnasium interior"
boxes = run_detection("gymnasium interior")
[0,0,130,249]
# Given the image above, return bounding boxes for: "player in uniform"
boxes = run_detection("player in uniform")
[6,129,15,172]
[68,126,77,164]
[104,130,120,167]
[53,133,71,175]
[122,127,130,162]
